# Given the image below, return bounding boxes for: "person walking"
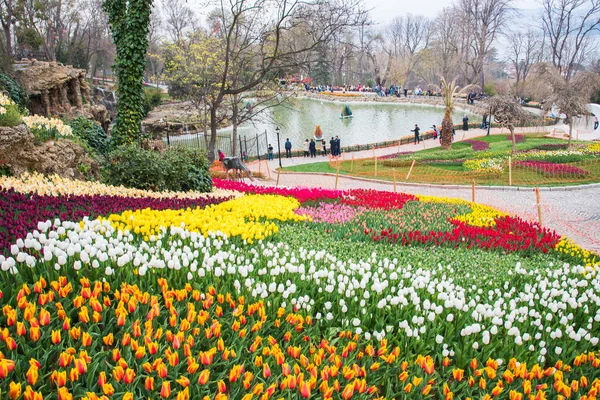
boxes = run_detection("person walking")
[309,139,317,157]
[284,139,292,158]
[462,115,469,131]
[303,139,310,157]
[267,144,274,160]
[321,140,327,156]
[411,124,421,144]
[432,125,439,140]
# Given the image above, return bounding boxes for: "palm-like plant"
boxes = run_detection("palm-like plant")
[439,77,477,149]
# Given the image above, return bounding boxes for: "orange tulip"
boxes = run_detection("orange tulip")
[102,383,115,396]
[300,381,311,398]
[160,381,171,398]
[51,330,61,345]
[8,381,21,400]
[145,376,155,391]
[123,368,136,384]
[198,369,210,385]
[341,383,354,399]
[123,393,134,400]
[57,387,72,400]
[177,376,191,387]
[26,365,38,385]
[218,380,227,393]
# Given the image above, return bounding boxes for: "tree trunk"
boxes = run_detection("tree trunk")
[509,126,516,153]
[232,96,239,157]
[209,107,218,163]
[568,118,573,147]
[441,108,454,149]
[2,25,12,56]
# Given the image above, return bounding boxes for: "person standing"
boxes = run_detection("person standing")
[481,114,488,129]
[330,137,336,157]
[303,139,310,157]
[309,139,317,158]
[335,136,341,156]
[411,124,421,144]
[218,149,225,162]
[321,140,327,156]
[432,125,439,139]
[267,144,274,160]
[462,115,469,131]
[284,138,292,158]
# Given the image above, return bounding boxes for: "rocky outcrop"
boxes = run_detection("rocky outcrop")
[13,61,111,129]
[0,125,99,180]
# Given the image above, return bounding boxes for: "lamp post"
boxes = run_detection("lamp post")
[487,104,492,136]
[275,126,282,168]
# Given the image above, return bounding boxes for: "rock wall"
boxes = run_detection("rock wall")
[0,125,100,180]
[13,61,111,130]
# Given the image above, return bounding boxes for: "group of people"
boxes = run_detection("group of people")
[299,136,342,157]
[411,123,455,144]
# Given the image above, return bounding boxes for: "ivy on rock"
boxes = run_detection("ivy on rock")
[103,0,153,146]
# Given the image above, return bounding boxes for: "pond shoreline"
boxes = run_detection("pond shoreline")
[293,91,482,115]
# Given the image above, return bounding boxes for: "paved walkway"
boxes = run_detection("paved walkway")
[246,126,600,253]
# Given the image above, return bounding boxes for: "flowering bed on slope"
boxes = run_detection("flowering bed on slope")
[514,160,590,177]
[0,176,599,399]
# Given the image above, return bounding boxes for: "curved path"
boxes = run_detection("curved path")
[247,126,600,253]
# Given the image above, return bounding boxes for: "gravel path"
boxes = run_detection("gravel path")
[245,127,600,253]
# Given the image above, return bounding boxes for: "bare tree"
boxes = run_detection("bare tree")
[541,0,600,80]
[161,0,197,43]
[533,63,600,146]
[0,0,16,55]
[457,0,513,89]
[387,14,431,86]
[485,95,532,152]
[429,8,462,81]
[507,30,540,96]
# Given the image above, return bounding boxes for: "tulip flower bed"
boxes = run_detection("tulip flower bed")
[514,160,590,177]
[0,177,599,399]
[463,140,490,151]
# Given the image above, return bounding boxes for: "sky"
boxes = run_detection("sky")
[365,0,542,24]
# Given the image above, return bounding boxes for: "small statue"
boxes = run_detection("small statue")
[222,157,254,181]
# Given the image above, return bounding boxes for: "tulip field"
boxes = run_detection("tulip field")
[0,174,599,399]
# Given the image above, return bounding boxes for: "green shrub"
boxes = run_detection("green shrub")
[483,83,497,96]
[68,116,111,155]
[104,146,212,192]
[141,88,162,117]
[0,74,28,109]
[0,102,22,127]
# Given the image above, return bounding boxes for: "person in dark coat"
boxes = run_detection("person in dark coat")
[335,136,341,156]
[309,139,317,157]
[284,139,292,158]
[462,115,469,131]
[321,140,327,156]
[330,137,336,157]
[481,114,488,129]
[411,124,420,144]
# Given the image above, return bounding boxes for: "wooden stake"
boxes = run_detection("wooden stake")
[374,156,378,177]
[372,145,375,158]
[351,154,354,172]
[393,169,397,192]
[258,160,262,174]
[508,156,512,186]
[335,163,340,190]
[398,140,401,152]
[471,180,475,202]
[276,169,281,186]
[536,187,543,226]
[406,159,416,180]
[265,160,271,179]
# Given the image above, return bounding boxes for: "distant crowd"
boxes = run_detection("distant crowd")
[302,83,488,101]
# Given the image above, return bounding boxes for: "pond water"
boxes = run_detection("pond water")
[171,97,480,154]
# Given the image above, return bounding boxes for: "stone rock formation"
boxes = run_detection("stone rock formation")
[13,61,111,130]
[0,125,100,180]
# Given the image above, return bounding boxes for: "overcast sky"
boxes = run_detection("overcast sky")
[366,0,541,24]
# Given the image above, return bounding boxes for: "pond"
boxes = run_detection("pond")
[170,97,480,155]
